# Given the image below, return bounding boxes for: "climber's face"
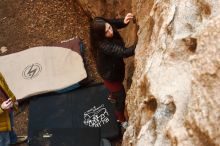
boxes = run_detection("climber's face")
[105,23,113,38]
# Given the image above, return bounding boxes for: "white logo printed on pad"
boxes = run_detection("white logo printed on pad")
[22,63,42,79]
[83,104,109,127]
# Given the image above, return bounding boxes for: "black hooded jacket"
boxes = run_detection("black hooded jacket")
[95,18,135,82]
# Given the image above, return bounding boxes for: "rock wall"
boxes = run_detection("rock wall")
[124,0,220,146]
[77,0,220,145]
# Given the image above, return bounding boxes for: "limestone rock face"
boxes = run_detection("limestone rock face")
[77,0,220,145]
[124,0,220,146]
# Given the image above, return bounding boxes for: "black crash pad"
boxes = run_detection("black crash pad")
[29,128,100,146]
[28,84,119,146]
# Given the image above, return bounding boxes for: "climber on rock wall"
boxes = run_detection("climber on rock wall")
[90,13,137,130]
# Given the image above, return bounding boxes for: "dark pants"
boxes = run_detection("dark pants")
[0,112,17,146]
[103,80,126,122]
[9,111,17,144]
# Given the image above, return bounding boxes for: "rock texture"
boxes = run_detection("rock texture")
[77,0,220,145]
[76,0,131,18]
[124,0,220,146]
